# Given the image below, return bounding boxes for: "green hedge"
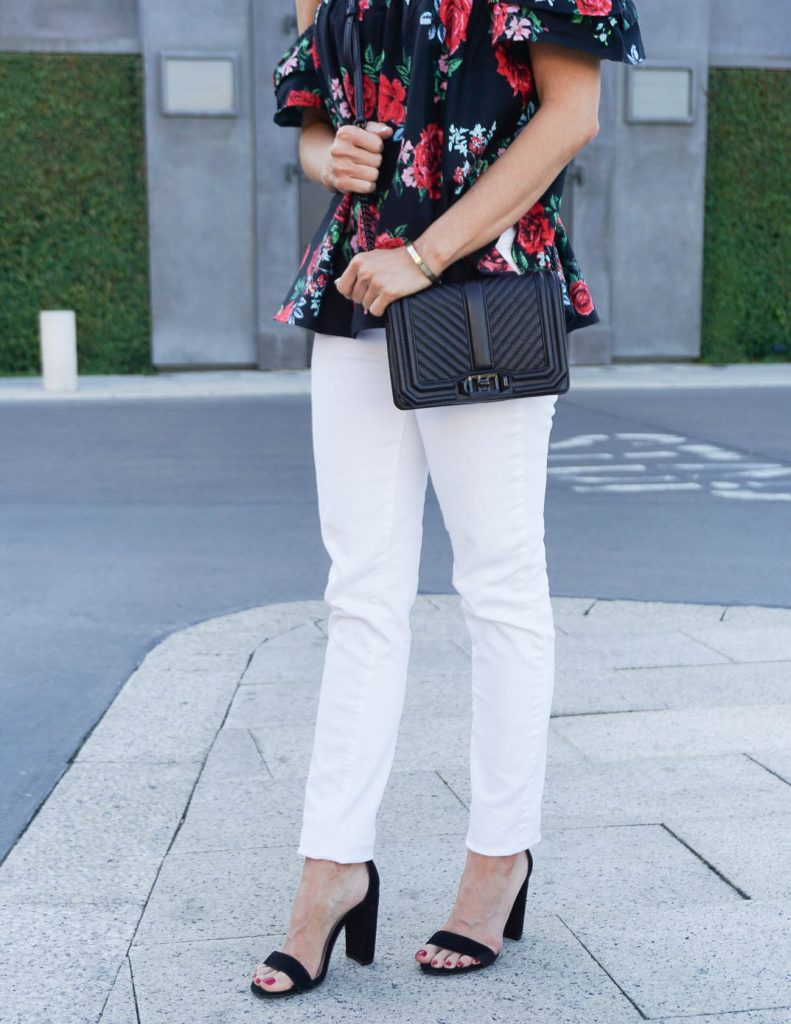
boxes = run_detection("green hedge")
[0,53,152,376]
[701,67,789,363]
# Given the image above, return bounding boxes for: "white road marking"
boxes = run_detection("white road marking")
[573,475,680,484]
[712,490,791,501]
[548,453,614,461]
[614,433,687,443]
[548,465,646,475]
[622,451,679,459]
[746,468,791,479]
[677,444,745,461]
[551,434,790,498]
[573,482,703,493]
[550,434,610,449]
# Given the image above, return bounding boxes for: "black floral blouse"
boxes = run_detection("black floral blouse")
[271,0,647,339]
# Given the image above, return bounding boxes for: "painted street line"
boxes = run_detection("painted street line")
[549,434,791,500]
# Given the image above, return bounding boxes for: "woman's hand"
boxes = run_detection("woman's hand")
[322,120,393,193]
[334,245,434,317]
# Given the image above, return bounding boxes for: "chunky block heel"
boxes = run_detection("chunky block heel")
[344,859,380,964]
[502,847,533,940]
[251,859,379,998]
[420,848,533,976]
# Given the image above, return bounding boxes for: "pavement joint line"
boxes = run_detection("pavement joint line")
[433,768,469,811]
[554,912,650,1020]
[248,726,274,779]
[659,823,752,901]
[654,1008,791,1022]
[742,753,791,788]
[124,645,256,954]
[129,957,142,1024]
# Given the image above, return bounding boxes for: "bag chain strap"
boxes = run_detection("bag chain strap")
[343,0,378,252]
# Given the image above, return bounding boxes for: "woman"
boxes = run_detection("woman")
[252,0,646,998]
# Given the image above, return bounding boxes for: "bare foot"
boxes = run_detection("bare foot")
[414,850,529,970]
[252,858,370,993]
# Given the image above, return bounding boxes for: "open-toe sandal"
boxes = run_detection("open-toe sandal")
[251,859,379,998]
[420,848,533,976]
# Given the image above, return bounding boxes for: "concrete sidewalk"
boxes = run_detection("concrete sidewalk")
[1,594,790,1023]
[2,360,791,401]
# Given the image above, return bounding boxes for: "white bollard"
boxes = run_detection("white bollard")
[39,310,78,392]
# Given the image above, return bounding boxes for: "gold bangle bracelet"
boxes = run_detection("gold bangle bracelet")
[405,242,440,284]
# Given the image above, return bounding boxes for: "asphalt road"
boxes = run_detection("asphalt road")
[1,385,789,861]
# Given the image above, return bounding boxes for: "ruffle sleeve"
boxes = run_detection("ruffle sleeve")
[272,24,330,127]
[489,0,647,66]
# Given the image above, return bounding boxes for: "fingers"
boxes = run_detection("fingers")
[364,119,394,138]
[330,122,391,193]
[334,122,387,159]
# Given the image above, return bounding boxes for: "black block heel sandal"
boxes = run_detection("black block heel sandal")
[420,848,533,976]
[251,859,380,998]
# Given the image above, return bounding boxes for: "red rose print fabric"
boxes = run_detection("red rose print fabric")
[271,0,646,337]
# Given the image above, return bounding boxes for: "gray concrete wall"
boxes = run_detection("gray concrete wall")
[0,0,140,52]
[565,69,618,366]
[609,0,711,360]
[252,0,310,369]
[138,0,257,368]
[709,0,791,68]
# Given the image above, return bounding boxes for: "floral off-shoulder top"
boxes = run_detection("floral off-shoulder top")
[271,0,647,338]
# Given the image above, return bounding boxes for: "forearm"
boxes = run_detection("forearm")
[414,105,597,276]
[297,112,338,191]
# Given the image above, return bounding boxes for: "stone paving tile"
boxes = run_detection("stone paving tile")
[680,625,791,663]
[0,762,197,904]
[553,661,791,716]
[75,665,242,764]
[534,824,741,911]
[653,1010,791,1024]
[130,917,642,1024]
[559,899,791,1019]
[228,653,472,729]
[98,958,137,1024]
[555,630,730,671]
[238,622,328,686]
[721,606,791,629]
[4,594,789,1024]
[551,705,791,762]
[200,725,270,783]
[546,724,590,763]
[132,825,745,952]
[442,754,791,829]
[662,812,791,899]
[0,899,138,1024]
[550,596,598,617]
[746,750,791,786]
[169,769,468,856]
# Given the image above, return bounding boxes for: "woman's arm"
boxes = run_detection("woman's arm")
[416,42,601,275]
[335,41,602,315]
[292,0,394,192]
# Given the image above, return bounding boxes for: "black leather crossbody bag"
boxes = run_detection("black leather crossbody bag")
[342,0,570,410]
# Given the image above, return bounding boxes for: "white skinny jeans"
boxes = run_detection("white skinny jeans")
[298,226,559,862]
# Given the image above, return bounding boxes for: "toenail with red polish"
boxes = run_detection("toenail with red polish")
[432,958,439,965]
[418,949,427,956]
[445,959,453,965]
[264,978,276,985]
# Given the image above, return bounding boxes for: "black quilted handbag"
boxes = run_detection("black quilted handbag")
[343,0,571,411]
